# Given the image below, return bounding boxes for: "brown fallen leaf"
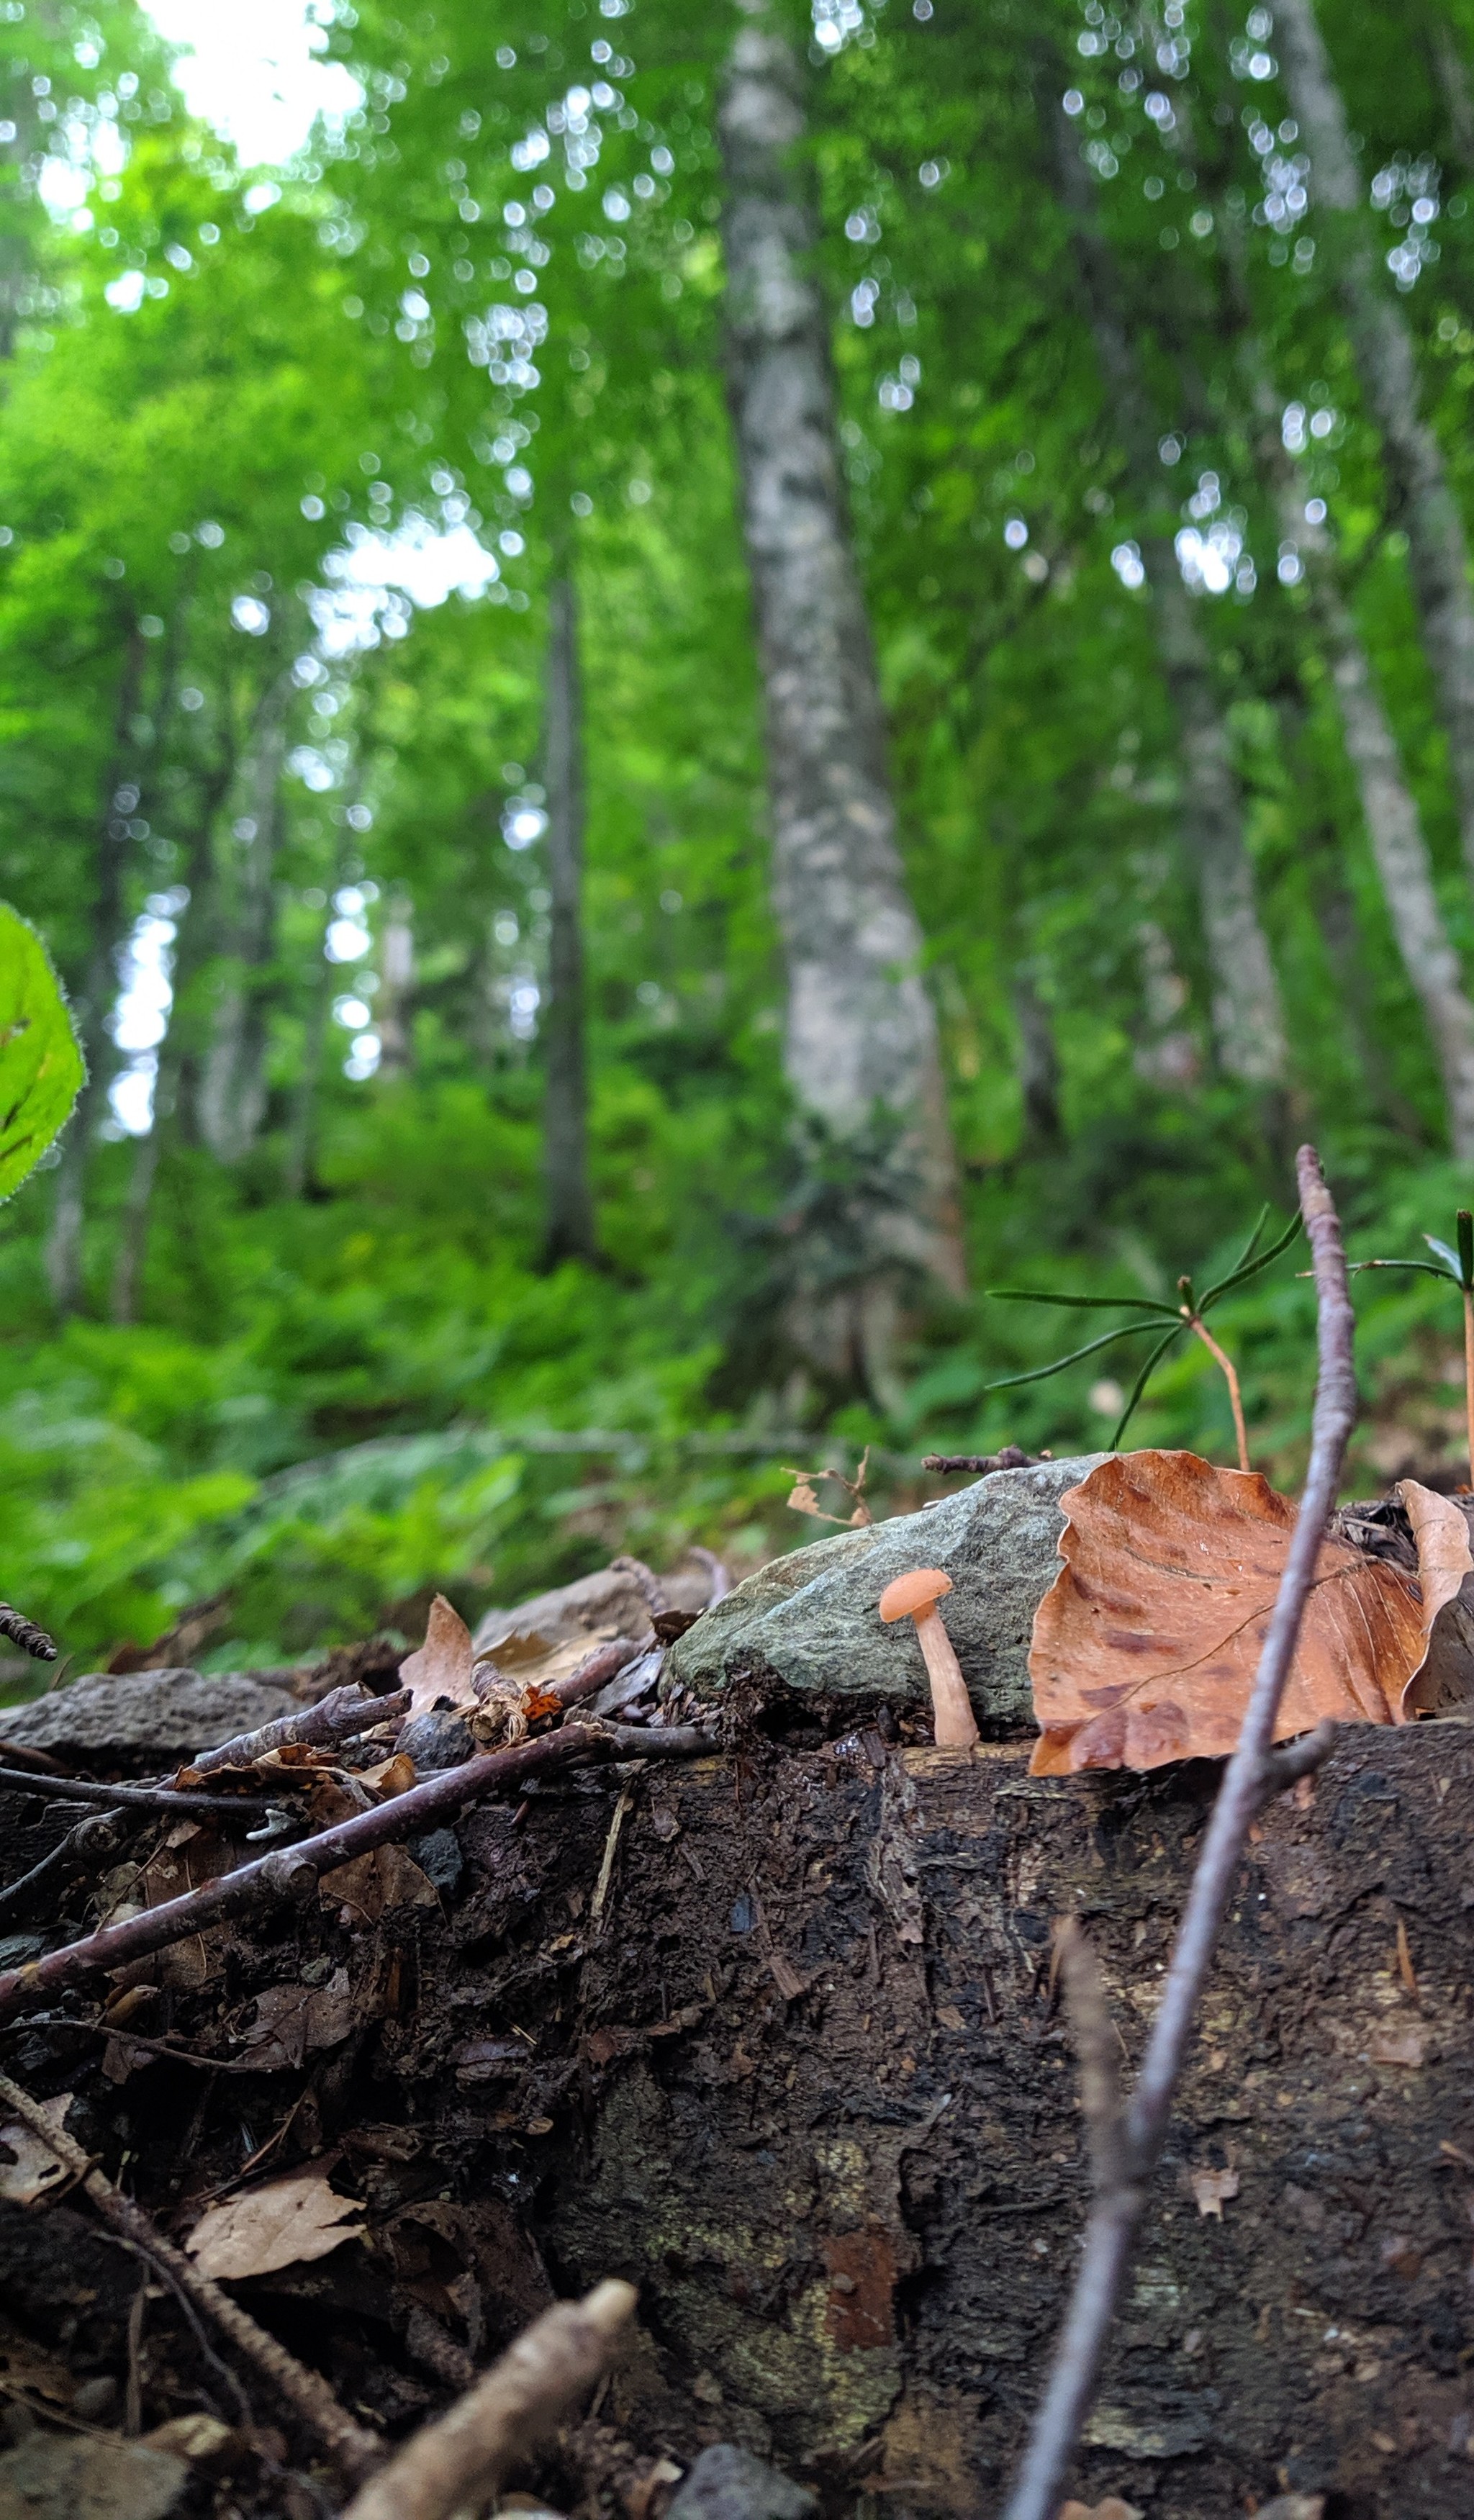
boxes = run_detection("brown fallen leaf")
[399,1591,478,1716]
[1190,2166,1240,2219]
[186,2162,365,2280]
[238,1968,361,2072]
[1058,2501,1143,2520]
[0,2091,72,2203]
[1028,1454,1470,1775]
[1368,2021,1429,2069]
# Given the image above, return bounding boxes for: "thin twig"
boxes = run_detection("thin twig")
[607,1555,670,1616]
[185,1683,410,1776]
[1186,1312,1250,1473]
[339,2280,636,2520]
[0,1808,130,1926]
[921,1447,1036,1475]
[0,2069,381,2481]
[544,1637,642,1711]
[0,1604,58,1661]
[0,1767,274,1817]
[999,1144,1357,2520]
[1464,1286,1474,1487]
[0,1720,717,2023]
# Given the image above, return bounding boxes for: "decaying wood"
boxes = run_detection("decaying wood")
[185,1681,411,1776]
[0,1719,718,2021]
[1001,1145,1358,2520]
[340,2280,637,2520]
[0,2068,381,2481]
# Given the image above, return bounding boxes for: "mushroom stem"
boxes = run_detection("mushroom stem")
[913,1605,979,1748]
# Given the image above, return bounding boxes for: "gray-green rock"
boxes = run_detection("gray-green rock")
[0,1668,296,1762]
[668,1455,1106,1728]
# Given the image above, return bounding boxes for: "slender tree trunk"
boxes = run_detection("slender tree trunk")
[539,572,599,1269]
[1427,5,1474,173]
[717,1,965,1335]
[45,626,148,1315]
[1046,101,1288,1089]
[1277,0,1474,893]
[1012,967,1064,1151]
[198,675,291,1163]
[376,893,415,1077]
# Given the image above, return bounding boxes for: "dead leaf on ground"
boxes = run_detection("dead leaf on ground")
[1028,1453,1471,1775]
[321,1839,438,1926]
[185,2161,364,2280]
[0,2091,72,2203]
[1368,2021,1429,2069]
[1058,2501,1143,2520]
[1190,2166,1240,2219]
[236,1968,360,2072]
[399,1591,477,1716]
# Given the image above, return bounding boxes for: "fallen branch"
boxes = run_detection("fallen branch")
[185,1682,411,1776]
[339,2279,637,2520]
[0,1719,718,2022]
[999,1145,1357,2520]
[0,1766,274,1818]
[543,1636,643,1711]
[0,2068,381,2482]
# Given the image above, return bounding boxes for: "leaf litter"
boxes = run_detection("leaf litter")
[1028,1450,1474,1774]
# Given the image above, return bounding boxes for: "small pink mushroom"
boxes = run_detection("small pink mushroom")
[877,1567,979,1748]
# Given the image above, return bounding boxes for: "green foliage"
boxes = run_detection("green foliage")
[2,0,1474,1679]
[0,904,83,1199]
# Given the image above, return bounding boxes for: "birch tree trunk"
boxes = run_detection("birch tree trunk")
[717,1,965,1351]
[1048,104,1288,1089]
[1276,0,1474,893]
[198,675,291,1163]
[540,572,599,1270]
[376,893,415,1077]
[45,626,148,1315]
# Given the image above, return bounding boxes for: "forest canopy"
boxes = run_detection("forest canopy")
[3,0,1473,1674]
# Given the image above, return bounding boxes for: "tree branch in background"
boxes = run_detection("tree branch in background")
[0,1603,58,1661]
[184,1681,410,1776]
[999,1145,1356,2520]
[340,2280,637,2520]
[0,2069,381,2483]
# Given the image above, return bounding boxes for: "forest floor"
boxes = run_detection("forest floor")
[2,1566,1474,2520]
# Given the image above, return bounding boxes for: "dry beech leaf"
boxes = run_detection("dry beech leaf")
[1190,2166,1239,2219]
[0,2091,71,2203]
[238,1968,360,2072]
[1028,1453,1471,1776]
[1367,2021,1429,2069]
[186,2162,364,2280]
[399,1591,477,1716]
[1059,2502,1143,2520]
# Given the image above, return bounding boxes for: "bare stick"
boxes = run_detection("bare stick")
[0,1767,274,1818]
[0,2069,380,2481]
[1464,1286,1474,1487]
[340,2280,636,2520]
[607,1554,669,1615]
[921,1446,1035,1475]
[1000,1145,1356,2520]
[185,1684,410,1776]
[0,1720,716,2023]
[543,1636,642,1711]
[0,1808,130,1926]
[1187,1312,1250,1473]
[0,1604,58,1661]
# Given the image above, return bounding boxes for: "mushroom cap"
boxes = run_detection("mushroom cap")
[877,1566,953,1623]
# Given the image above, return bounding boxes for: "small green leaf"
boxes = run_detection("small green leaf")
[1111,1324,1184,1448]
[0,903,84,1201]
[1199,1210,1302,1310]
[985,1286,1178,1317]
[982,1318,1172,1394]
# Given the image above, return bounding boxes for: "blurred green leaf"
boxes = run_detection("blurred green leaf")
[0,902,84,1201]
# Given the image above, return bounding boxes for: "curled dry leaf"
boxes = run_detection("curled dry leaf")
[399,1591,478,1717]
[0,2090,71,2203]
[1028,1453,1472,1776]
[1190,2166,1239,2219]
[186,2162,365,2280]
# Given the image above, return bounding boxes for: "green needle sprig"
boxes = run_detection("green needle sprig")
[985,1206,1303,1463]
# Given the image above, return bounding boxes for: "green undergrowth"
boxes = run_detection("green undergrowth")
[0,1074,1465,1686]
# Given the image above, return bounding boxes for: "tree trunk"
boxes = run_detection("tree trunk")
[1427,4,1474,173]
[1277,0,1474,894]
[1047,104,1288,1090]
[44,627,148,1316]
[717,2,965,1344]
[540,572,599,1270]
[375,893,415,1078]
[1012,967,1064,1152]
[198,677,291,1164]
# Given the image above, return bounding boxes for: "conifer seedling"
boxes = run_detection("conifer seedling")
[984,1207,1303,1468]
